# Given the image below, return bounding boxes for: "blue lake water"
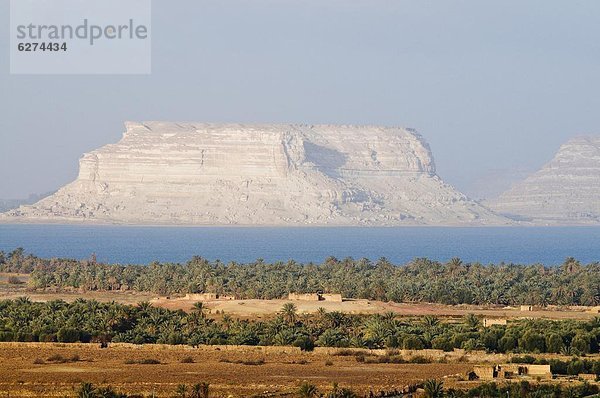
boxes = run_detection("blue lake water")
[0,224,599,265]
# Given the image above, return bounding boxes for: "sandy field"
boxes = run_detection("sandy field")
[1,293,596,322]
[0,342,472,397]
[152,297,598,321]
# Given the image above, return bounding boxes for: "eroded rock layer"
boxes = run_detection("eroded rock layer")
[489,136,600,224]
[2,122,507,225]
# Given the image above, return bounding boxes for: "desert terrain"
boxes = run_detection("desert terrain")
[155,298,599,321]
[0,342,475,397]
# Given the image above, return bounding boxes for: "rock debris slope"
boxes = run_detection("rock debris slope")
[489,136,600,224]
[2,122,508,225]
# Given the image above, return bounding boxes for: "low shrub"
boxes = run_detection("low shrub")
[139,358,161,364]
[219,358,265,365]
[334,349,357,356]
[511,355,536,364]
[46,354,66,363]
[241,359,265,366]
[125,358,161,365]
[293,336,315,352]
[363,355,406,364]
[408,355,431,364]
[7,276,24,285]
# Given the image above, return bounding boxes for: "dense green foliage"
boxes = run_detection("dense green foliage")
[2,249,599,306]
[76,380,600,398]
[447,381,598,398]
[1,298,600,358]
[511,355,600,376]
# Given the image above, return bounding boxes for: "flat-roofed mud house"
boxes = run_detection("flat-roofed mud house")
[472,364,552,380]
[288,292,343,302]
[184,293,236,300]
[483,318,508,327]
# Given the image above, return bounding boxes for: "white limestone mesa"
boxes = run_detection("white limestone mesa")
[488,136,600,224]
[2,122,509,226]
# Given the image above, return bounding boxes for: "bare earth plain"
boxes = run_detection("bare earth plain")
[0,342,475,397]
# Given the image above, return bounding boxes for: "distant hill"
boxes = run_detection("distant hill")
[0,122,509,226]
[0,192,53,212]
[488,136,600,224]
[0,199,23,213]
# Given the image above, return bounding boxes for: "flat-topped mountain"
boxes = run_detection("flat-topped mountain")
[2,122,508,225]
[489,136,600,224]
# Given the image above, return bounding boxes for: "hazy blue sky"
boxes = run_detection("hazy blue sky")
[1,0,599,199]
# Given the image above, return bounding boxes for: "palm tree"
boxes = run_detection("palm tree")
[192,302,207,318]
[137,301,153,314]
[176,383,188,398]
[95,386,119,397]
[560,345,573,356]
[280,302,298,324]
[77,382,96,398]
[15,296,31,305]
[562,257,581,274]
[423,315,440,328]
[589,316,600,329]
[447,258,463,277]
[326,382,357,398]
[564,386,577,398]
[316,307,327,318]
[221,314,232,330]
[363,317,391,347]
[381,311,396,322]
[448,257,462,266]
[298,381,319,398]
[463,313,480,329]
[190,382,209,398]
[45,300,65,312]
[325,311,346,328]
[423,379,444,398]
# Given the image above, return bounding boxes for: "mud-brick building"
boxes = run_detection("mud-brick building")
[288,292,343,302]
[184,293,235,301]
[483,318,508,327]
[472,364,552,380]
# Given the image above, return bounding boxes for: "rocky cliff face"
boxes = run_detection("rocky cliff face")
[2,122,507,225]
[489,136,600,224]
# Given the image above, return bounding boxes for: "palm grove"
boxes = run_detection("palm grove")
[2,249,599,306]
[2,297,600,361]
[2,249,600,357]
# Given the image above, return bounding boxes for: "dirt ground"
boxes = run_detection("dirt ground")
[0,271,596,320]
[0,342,472,397]
[152,297,598,321]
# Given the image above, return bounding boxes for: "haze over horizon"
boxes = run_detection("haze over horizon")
[1,0,599,200]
